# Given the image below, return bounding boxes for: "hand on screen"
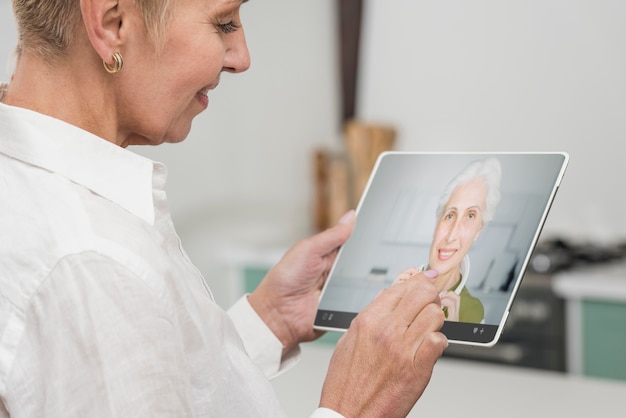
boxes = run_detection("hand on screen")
[319,270,448,417]
[394,269,461,321]
[440,291,460,321]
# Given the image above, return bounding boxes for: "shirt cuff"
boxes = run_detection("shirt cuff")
[228,294,300,379]
[310,408,345,418]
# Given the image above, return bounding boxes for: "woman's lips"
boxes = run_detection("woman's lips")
[438,249,457,261]
[195,83,217,108]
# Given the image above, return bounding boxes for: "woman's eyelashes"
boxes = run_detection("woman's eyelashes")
[217,20,241,34]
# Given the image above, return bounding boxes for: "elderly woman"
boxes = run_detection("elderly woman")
[424,158,502,323]
[0,1,447,417]
[396,158,501,323]
[429,158,502,323]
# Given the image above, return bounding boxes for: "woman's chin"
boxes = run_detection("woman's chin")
[149,126,192,146]
[164,122,194,144]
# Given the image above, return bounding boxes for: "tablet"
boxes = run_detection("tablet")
[314,152,568,346]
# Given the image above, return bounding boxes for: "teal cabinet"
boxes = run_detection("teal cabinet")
[554,265,626,382]
[582,300,626,380]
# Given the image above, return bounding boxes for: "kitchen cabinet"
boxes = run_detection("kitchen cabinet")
[553,261,626,381]
[581,299,626,380]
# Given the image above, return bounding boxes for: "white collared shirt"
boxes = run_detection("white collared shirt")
[0,102,339,417]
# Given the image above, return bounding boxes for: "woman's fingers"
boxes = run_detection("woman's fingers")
[320,270,448,417]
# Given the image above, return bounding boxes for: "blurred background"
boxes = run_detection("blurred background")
[2,1,626,416]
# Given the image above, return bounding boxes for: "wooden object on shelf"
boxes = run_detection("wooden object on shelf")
[313,149,351,230]
[327,155,350,228]
[344,119,396,206]
[312,120,396,231]
[313,149,330,232]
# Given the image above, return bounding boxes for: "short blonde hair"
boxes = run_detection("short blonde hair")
[12,0,174,62]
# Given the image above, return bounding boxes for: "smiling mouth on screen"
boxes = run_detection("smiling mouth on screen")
[438,249,457,261]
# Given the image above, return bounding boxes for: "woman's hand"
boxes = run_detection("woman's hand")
[440,290,461,321]
[320,270,448,418]
[248,210,356,355]
[394,268,461,321]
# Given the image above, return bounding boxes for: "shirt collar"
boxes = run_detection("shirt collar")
[457,254,470,291]
[0,101,158,224]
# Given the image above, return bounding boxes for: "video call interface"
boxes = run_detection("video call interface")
[315,153,567,344]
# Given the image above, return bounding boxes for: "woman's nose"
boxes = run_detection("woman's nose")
[223,30,251,73]
[446,221,461,241]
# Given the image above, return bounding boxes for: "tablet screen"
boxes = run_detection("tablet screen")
[314,152,568,346]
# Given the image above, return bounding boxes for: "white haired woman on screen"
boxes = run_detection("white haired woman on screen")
[396,158,501,323]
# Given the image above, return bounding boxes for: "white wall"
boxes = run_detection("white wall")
[0,3,18,76]
[359,0,626,243]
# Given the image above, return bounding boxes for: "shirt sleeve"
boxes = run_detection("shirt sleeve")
[310,408,346,418]
[227,294,301,379]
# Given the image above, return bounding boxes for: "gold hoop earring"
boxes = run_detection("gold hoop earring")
[103,52,123,74]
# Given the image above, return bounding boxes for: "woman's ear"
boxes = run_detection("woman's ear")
[80,0,124,62]
[474,224,484,242]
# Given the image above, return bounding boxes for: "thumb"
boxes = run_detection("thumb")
[312,210,356,254]
[337,209,356,226]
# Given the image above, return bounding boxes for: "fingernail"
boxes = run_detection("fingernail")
[423,269,438,279]
[338,209,355,224]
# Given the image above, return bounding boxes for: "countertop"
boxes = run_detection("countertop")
[552,260,626,301]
